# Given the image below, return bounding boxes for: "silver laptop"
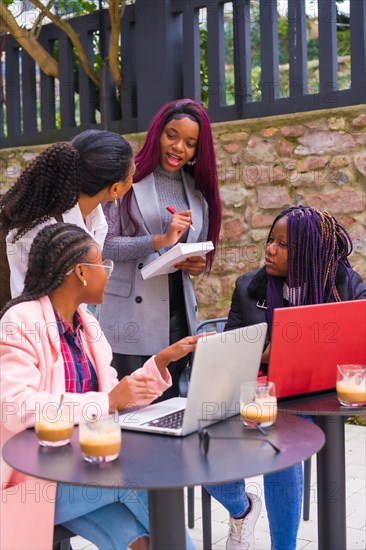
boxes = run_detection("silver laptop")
[119,323,268,436]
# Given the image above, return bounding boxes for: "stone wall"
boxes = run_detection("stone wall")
[197,104,366,320]
[1,104,365,321]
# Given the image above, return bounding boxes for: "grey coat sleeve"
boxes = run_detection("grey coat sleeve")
[102,203,155,262]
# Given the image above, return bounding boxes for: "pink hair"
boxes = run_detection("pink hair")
[127,99,221,270]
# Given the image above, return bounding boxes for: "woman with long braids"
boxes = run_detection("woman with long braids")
[99,99,222,398]
[0,223,200,550]
[0,129,135,300]
[205,205,366,550]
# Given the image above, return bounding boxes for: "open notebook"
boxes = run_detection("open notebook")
[119,323,268,436]
[140,241,214,280]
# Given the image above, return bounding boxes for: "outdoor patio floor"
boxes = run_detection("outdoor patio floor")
[72,422,365,550]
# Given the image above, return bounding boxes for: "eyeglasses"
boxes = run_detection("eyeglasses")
[198,427,281,456]
[66,259,114,279]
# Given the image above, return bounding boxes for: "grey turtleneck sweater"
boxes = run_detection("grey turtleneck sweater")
[104,166,208,261]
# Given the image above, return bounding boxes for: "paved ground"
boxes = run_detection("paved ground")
[72,423,365,550]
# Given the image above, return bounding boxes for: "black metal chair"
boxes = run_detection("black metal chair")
[53,525,76,550]
[186,317,313,549]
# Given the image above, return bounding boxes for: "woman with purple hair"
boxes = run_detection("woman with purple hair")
[99,99,221,397]
[205,205,366,550]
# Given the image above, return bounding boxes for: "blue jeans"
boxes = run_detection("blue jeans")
[205,463,303,550]
[55,483,195,549]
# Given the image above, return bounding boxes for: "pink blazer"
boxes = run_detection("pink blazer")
[0,296,171,549]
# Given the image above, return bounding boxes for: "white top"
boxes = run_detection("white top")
[6,203,108,298]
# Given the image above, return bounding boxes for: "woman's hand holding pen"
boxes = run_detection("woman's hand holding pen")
[152,208,193,251]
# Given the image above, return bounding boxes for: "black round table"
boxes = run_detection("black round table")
[3,413,325,549]
[279,391,366,550]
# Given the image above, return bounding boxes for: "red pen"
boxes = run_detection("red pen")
[166,205,195,231]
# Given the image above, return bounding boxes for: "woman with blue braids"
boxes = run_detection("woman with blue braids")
[206,205,366,550]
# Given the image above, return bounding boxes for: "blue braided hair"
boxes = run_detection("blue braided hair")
[266,205,353,327]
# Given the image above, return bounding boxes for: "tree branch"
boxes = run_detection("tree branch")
[0,0,59,78]
[29,0,99,87]
[0,20,9,33]
[108,0,125,89]
[30,0,54,39]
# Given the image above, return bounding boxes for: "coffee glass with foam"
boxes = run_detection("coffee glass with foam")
[241,380,277,428]
[35,406,74,447]
[336,364,366,407]
[79,413,122,463]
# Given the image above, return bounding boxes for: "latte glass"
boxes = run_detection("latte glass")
[35,406,74,447]
[336,364,366,407]
[79,414,122,463]
[241,381,277,428]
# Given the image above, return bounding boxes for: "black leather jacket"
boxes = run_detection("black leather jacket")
[225,266,366,373]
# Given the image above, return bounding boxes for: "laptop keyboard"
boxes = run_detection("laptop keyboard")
[142,409,185,429]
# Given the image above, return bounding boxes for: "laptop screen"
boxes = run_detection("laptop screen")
[267,300,366,399]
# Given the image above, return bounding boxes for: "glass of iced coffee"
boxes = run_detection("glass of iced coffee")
[241,380,277,428]
[79,414,122,463]
[35,406,74,447]
[336,364,366,407]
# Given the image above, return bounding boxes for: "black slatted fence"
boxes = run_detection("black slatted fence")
[1,0,365,148]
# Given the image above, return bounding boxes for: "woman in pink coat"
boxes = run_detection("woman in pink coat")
[0,222,200,550]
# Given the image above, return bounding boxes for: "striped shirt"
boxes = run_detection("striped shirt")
[53,307,99,393]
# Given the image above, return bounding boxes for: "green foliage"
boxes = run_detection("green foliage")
[200,26,208,107]
[55,0,97,16]
[219,0,351,104]
[307,38,319,61]
[52,40,59,61]
[224,12,234,105]
[277,15,289,65]
[250,3,260,69]
[224,21,233,66]
[2,0,97,14]
[337,28,350,56]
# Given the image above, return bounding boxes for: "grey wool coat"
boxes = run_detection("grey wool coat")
[99,170,208,355]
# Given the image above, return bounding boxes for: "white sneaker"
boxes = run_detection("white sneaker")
[226,492,262,550]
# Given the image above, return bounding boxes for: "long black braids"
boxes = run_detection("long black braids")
[0,130,134,242]
[0,143,81,240]
[0,223,95,317]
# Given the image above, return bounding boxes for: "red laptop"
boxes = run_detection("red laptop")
[267,300,366,399]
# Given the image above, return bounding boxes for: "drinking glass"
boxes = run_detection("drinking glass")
[79,414,122,463]
[240,381,277,428]
[336,364,366,407]
[35,406,74,447]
